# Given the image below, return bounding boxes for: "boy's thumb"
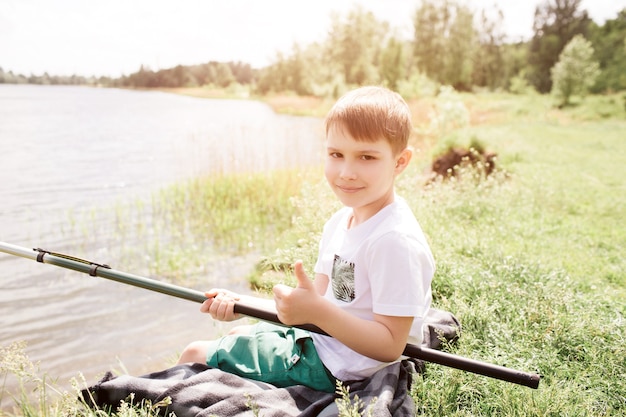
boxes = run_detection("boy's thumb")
[293,260,313,289]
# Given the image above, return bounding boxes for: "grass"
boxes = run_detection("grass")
[408,94,625,415]
[139,169,310,282]
[2,92,625,416]
[248,92,626,415]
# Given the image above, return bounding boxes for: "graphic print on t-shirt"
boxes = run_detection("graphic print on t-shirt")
[332,254,355,302]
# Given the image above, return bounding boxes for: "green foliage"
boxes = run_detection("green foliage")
[550,35,600,106]
[4,3,626,95]
[508,72,536,95]
[527,0,591,93]
[250,0,623,97]
[588,10,626,93]
[1,342,176,417]
[379,37,407,91]
[95,394,174,417]
[118,62,251,89]
[412,0,476,91]
[334,381,376,417]
[430,86,470,139]
[248,176,339,291]
[500,43,531,93]
[472,8,507,90]
[1,341,79,417]
[244,393,260,417]
[100,169,312,282]
[255,45,319,96]
[328,7,388,87]
[396,72,439,99]
[412,1,450,82]
[0,67,102,86]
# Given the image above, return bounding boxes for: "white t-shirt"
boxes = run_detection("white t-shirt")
[312,196,434,381]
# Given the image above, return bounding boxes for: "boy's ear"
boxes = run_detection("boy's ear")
[394,147,413,173]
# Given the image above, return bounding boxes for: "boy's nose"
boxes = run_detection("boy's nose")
[339,162,357,180]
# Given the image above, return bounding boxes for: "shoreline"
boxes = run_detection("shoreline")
[153,86,333,117]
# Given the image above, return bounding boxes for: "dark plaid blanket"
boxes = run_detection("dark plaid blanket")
[82,309,460,417]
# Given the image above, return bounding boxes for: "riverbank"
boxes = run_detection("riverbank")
[153,86,332,118]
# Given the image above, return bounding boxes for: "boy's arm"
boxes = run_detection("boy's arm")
[274,261,413,362]
[313,272,329,296]
[325,311,413,362]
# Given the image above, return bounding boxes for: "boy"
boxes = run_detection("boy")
[177,86,434,393]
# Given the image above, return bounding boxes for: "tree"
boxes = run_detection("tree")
[527,0,591,93]
[472,6,507,90]
[442,5,475,90]
[325,7,388,87]
[229,62,255,85]
[413,0,453,81]
[588,9,626,92]
[412,0,476,90]
[379,37,407,90]
[254,43,316,95]
[550,34,599,106]
[213,62,235,88]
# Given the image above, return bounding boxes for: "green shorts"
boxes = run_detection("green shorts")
[205,322,336,392]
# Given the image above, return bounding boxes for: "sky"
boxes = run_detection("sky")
[1,0,625,78]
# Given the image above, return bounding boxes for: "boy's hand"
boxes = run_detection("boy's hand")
[201,288,242,321]
[273,260,321,326]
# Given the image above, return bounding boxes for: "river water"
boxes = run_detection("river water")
[0,84,324,407]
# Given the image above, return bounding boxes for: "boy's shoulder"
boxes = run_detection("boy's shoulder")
[376,197,418,226]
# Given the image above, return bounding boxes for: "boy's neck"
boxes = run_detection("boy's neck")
[348,193,396,229]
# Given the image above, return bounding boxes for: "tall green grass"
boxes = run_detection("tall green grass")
[102,169,312,283]
[2,93,624,416]
[143,170,305,280]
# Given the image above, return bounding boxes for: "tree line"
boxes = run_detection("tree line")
[2,0,624,97]
[0,61,255,90]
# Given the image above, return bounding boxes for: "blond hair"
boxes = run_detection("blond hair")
[324,86,412,155]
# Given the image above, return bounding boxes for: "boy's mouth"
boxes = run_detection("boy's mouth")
[336,185,363,193]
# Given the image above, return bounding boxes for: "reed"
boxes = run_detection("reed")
[140,169,320,281]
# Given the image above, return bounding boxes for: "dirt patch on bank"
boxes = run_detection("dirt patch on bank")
[430,147,497,180]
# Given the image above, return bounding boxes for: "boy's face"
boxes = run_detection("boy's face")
[325,125,411,223]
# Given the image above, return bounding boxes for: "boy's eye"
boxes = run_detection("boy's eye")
[327,152,375,160]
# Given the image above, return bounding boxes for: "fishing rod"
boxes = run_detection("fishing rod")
[0,241,540,389]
